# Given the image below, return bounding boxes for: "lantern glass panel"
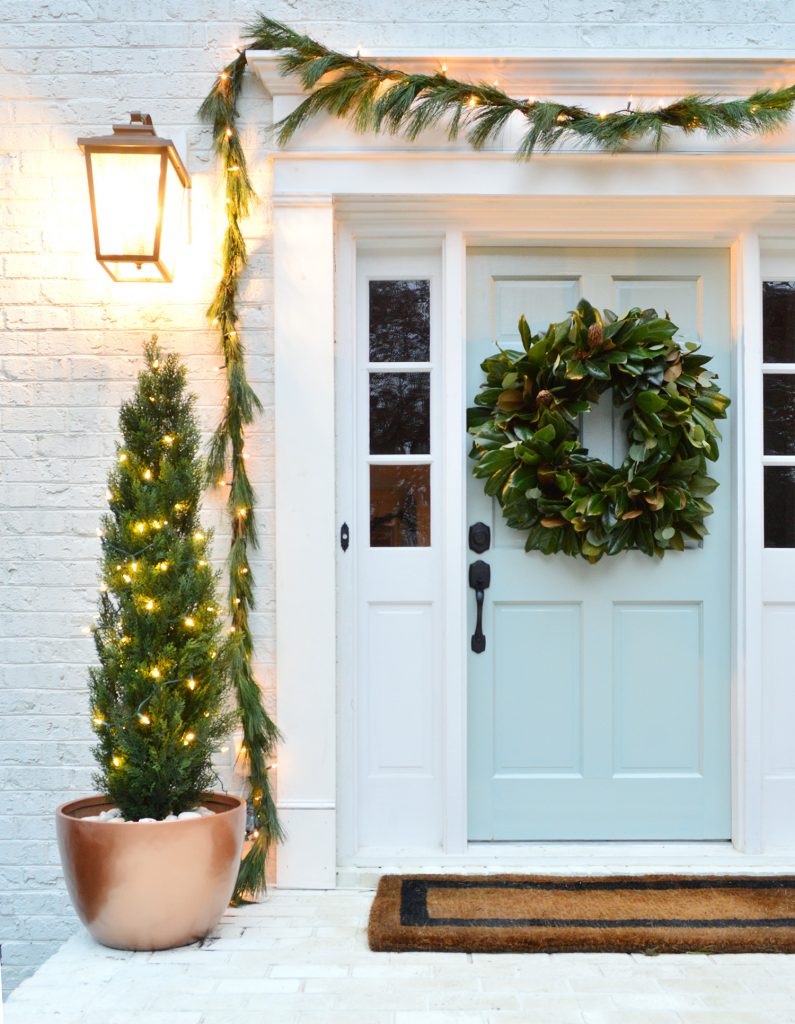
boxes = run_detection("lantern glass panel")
[157,156,187,280]
[91,150,162,260]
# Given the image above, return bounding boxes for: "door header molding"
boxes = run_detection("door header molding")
[249,51,795,98]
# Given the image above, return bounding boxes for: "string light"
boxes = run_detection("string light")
[240,566,249,575]
[99,583,108,592]
[157,561,169,572]
[112,756,122,768]
[135,522,145,534]
[118,453,127,463]
[187,678,196,690]
[194,531,205,542]
[150,666,160,679]
[96,527,104,538]
[138,713,151,725]
[122,573,131,583]
[162,435,174,446]
[237,507,247,518]
[198,560,207,568]
[144,599,155,611]
[225,127,233,138]
[467,95,478,108]
[152,358,160,369]
[183,731,196,746]
[93,715,104,726]
[184,617,195,628]
[106,489,113,500]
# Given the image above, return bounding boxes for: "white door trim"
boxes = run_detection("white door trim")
[333,220,764,869]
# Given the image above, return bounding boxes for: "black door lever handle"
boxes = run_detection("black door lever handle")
[469,559,491,653]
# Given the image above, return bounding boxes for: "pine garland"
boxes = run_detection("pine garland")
[198,14,795,898]
[199,51,283,902]
[243,15,795,154]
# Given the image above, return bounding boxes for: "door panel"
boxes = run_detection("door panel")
[467,247,732,841]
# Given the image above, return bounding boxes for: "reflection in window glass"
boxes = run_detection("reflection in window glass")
[763,281,795,363]
[764,375,795,455]
[370,465,431,547]
[369,373,430,455]
[369,279,430,362]
[764,466,795,547]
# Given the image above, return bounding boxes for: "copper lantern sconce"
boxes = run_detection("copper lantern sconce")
[78,112,191,283]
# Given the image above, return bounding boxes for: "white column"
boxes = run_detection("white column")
[273,195,337,887]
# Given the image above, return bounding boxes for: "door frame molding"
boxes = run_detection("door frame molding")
[252,52,795,884]
[334,215,765,871]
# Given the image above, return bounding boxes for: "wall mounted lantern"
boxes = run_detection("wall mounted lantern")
[78,112,191,283]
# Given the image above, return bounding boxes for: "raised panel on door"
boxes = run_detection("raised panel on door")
[467,247,732,841]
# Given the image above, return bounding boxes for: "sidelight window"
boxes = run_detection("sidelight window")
[367,279,432,547]
[762,281,795,547]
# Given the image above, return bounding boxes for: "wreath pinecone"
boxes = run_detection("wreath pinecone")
[468,299,730,562]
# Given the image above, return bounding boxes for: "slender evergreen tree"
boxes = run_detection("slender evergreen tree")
[90,338,233,822]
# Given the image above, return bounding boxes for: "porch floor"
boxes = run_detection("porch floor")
[6,888,795,1024]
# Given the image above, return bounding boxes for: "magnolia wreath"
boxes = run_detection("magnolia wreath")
[468,300,730,562]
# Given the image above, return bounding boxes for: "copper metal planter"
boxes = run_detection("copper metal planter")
[56,792,246,951]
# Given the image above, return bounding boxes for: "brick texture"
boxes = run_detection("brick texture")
[0,0,791,999]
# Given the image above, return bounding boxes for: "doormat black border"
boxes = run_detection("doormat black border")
[368,873,795,954]
[400,876,795,929]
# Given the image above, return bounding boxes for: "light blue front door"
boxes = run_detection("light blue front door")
[467,247,732,841]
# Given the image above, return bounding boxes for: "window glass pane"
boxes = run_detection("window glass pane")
[369,372,430,455]
[369,279,430,362]
[764,466,795,547]
[764,374,795,455]
[370,465,430,547]
[763,281,795,363]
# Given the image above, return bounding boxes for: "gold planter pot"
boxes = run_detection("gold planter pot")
[56,792,246,950]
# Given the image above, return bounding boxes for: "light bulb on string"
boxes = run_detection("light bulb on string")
[187,678,196,691]
[184,617,195,629]
[150,666,160,679]
[138,713,151,725]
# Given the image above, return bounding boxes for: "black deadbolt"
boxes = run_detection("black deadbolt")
[468,521,491,554]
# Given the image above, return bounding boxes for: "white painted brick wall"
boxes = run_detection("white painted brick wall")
[0,0,792,998]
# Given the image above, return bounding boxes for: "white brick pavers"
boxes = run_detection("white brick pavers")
[5,888,795,1024]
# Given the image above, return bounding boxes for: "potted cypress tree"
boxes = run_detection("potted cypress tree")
[56,339,246,951]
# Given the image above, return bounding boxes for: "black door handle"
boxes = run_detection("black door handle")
[469,559,491,653]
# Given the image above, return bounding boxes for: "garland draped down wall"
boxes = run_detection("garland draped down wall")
[198,14,795,898]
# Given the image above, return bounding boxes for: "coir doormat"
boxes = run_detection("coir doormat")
[368,874,795,954]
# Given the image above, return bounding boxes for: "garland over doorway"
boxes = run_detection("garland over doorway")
[198,14,795,897]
